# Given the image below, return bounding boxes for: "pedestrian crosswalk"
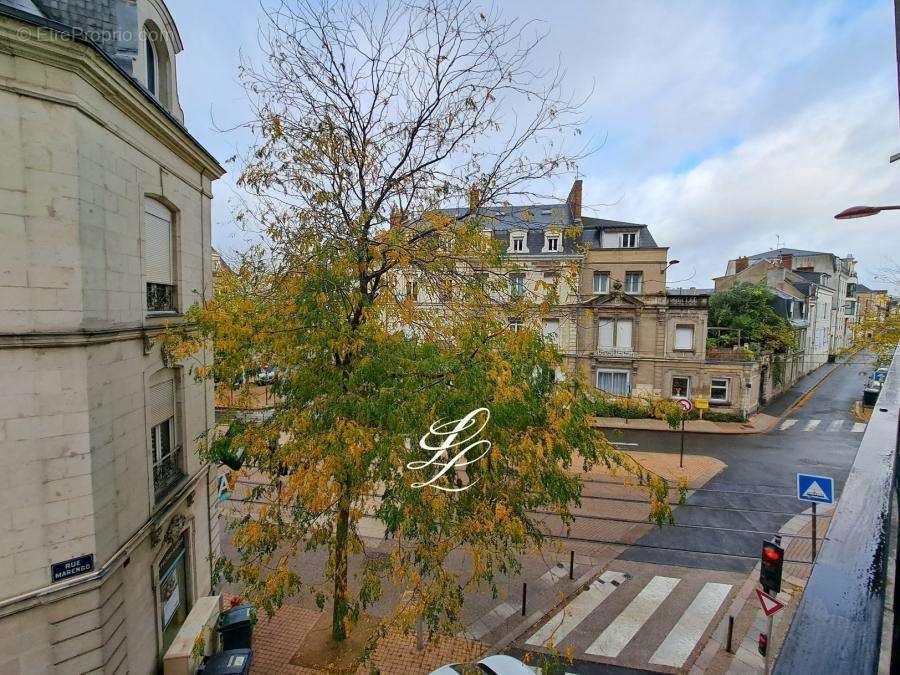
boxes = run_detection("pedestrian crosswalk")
[777,418,866,433]
[523,568,734,671]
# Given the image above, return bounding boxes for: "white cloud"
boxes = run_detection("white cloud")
[592,77,900,287]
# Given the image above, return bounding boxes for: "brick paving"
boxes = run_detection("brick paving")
[249,604,486,675]
[221,448,727,673]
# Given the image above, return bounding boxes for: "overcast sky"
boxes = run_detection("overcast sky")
[168,0,900,290]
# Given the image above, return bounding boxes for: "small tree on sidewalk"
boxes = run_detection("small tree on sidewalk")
[165,0,671,651]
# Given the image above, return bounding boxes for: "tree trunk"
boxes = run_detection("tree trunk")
[331,494,351,641]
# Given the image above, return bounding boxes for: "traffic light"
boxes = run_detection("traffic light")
[760,540,784,593]
[758,632,768,656]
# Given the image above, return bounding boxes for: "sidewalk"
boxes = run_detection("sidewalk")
[593,360,842,435]
[691,504,833,674]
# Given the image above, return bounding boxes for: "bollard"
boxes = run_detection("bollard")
[521,582,527,616]
[416,616,424,651]
[569,551,575,580]
[726,615,734,653]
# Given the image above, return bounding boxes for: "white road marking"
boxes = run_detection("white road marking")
[803,419,821,432]
[648,582,732,667]
[585,576,680,658]
[779,419,798,430]
[612,442,640,447]
[828,420,844,432]
[852,422,867,433]
[466,602,517,639]
[538,563,568,586]
[527,571,628,647]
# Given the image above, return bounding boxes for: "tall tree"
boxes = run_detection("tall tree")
[709,282,797,355]
[166,0,670,649]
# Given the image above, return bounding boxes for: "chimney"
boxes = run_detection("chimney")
[689,287,697,295]
[567,179,583,220]
[469,185,480,212]
[780,253,793,270]
[735,256,749,273]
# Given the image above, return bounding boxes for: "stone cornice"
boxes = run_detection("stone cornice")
[0,322,197,349]
[0,12,224,181]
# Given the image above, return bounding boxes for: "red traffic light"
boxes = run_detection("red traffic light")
[758,632,768,656]
[763,546,782,561]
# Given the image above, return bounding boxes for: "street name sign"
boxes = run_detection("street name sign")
[756,588,785,617]
[796,473,834,505]
[51,554,94,583]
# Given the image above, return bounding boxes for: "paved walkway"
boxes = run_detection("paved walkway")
[593,360,843,435]
[250,604,487,675]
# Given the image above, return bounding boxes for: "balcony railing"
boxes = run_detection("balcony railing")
[147,282,177,313]
[154,445,185,501]
[666,294,709,308]
[774,344,900,674]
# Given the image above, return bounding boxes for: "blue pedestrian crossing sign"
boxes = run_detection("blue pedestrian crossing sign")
[796,473,834,505]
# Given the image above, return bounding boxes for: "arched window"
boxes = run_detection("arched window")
[144,198,176,313]
[145,35,158,98]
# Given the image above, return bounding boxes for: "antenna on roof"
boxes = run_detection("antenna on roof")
[776,234,783,251]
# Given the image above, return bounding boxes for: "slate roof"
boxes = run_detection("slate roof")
[442,204,661,254]
[746,247,828,260]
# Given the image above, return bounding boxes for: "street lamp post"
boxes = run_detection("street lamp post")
[834,205,900,219]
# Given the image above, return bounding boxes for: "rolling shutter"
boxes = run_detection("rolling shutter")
[598,319,614,348]
[144,199,173,285]
[149,377,175,427]
[675,325,694,350]
[616,319,633,349]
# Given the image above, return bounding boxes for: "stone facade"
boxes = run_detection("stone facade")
[432,181,761,417]
[0,1,224,673]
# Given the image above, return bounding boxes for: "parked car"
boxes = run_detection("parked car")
[256,365,278,384]
[873,367,889,383]
[429,654,534,675]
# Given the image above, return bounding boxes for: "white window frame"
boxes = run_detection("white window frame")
[710,377,730,402]
[671,375,691,398]
[543,230,561,253]
[146,35,158,98]
[509,273,525,298]
[596,369,631,397]
[673,324,695,351]
[624,271,643,294]
[621,232,638,248]
[593,271,610,294]
[542,318,560,346]
[508,317,524,332]
[144,198,177,315]
[597,318,633,350]
[508,231,528,254]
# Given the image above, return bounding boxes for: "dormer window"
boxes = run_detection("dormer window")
[622,232,638,248]
[543,230,561,253]
[146,36,158,98]
[508,231,528,254]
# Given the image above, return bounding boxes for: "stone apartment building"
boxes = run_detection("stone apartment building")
[855,285,891,321]
[713,256,835,376]
[0,1,225,673]
[439,181,762,417]
[722,248,858,357]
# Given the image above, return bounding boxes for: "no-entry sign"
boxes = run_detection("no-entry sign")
[676,398,693,413]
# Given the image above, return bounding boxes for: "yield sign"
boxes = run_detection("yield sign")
[756,588,785,617]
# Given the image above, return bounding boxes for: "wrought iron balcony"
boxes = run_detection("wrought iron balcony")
[153,445,185,501]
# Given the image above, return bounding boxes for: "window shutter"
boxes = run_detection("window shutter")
[675,325,694,350]
[616,319,633,348]
[601,231,618,248]
[542,319,559,341]
[598,319,614,348]
[149,378,175,427]
[144,199,173,285]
